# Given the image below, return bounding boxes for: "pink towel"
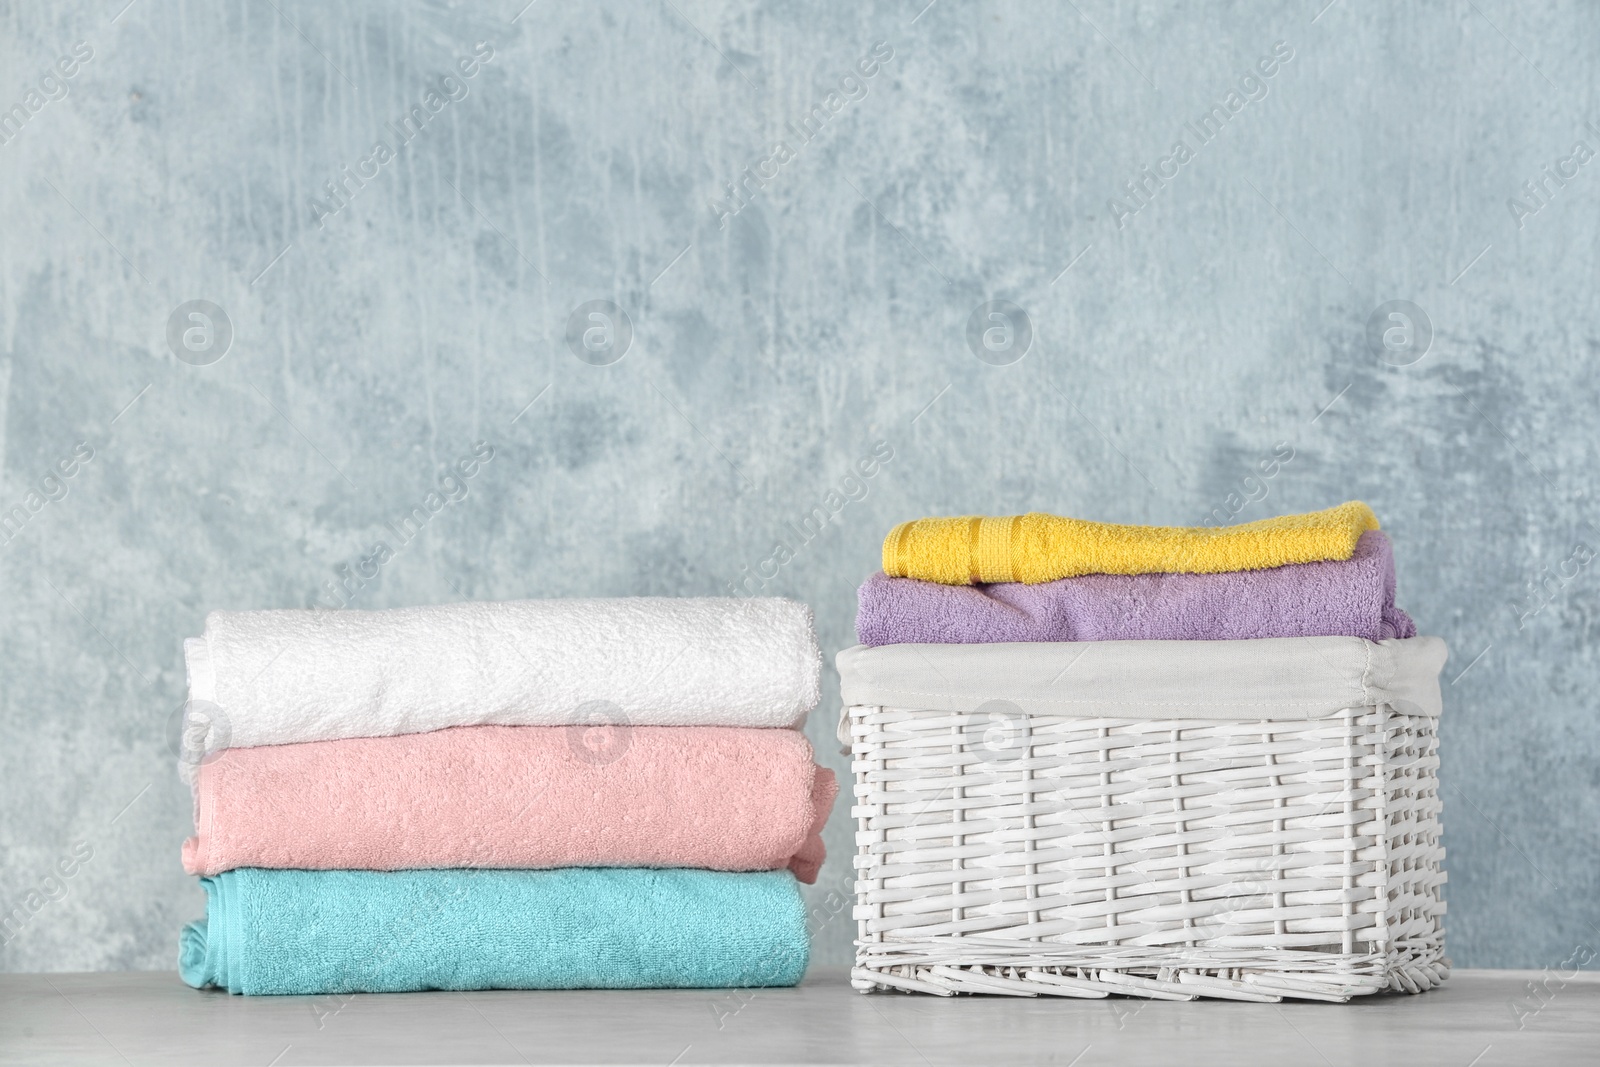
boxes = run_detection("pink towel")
[183,725,837,883]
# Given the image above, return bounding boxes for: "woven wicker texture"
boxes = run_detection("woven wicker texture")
[850,702,1446,1001]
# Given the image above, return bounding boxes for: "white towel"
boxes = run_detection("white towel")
[836,635,1447,743]
[185,597,820,749]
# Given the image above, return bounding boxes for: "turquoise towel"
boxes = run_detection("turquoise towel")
[179,867,809,995]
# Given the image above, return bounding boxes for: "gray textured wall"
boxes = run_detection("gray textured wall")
[1,0,1596,975]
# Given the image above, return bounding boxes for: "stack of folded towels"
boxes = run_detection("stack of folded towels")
[176,597,834,996]
[857,501,1413,646]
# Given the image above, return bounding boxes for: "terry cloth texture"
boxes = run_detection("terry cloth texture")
[858,530,1415,646]
[881,501,1380,585]
[836,635,1447,740]
[183,597,821,750]
[183,725,837,883]
[179,867,809,995]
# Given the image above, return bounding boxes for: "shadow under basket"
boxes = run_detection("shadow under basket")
[838,636,1450,1002]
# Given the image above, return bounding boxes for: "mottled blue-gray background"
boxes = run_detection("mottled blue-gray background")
[1,0,1596,975]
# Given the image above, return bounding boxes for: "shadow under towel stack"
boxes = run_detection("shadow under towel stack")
[843,502,1450,1001]
[177,597,833,996]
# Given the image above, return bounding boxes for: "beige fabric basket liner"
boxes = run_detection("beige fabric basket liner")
[838,636,1446,741]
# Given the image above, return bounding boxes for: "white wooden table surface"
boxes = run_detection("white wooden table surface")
[3,968,1594,1065]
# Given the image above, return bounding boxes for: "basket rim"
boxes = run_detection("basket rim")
[836,636,1447,732]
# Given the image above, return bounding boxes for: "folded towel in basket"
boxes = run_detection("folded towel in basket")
[859,530,1414,645]
[179,867,809,995]
[182,597,820,751]
[182,725,836,883]
[882,501,1379,585]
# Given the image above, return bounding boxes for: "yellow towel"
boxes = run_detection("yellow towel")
[882,501,1380,585]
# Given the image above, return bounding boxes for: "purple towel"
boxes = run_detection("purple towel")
[856,530,1416,646]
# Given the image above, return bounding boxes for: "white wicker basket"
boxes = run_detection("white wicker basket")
[839,636,1449,1002]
